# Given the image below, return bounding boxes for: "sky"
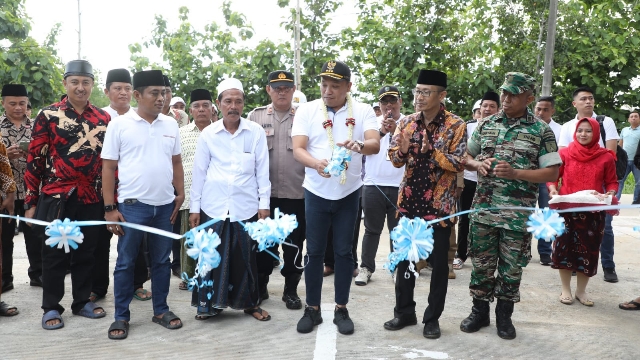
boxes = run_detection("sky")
[24,0,336,86]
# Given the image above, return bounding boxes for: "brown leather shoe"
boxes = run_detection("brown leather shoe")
[323,266,334,277]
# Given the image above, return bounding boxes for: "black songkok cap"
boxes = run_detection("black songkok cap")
[268,70,295,88]
[318,60,351,81]
[417,70,447,88]
[1,84,28,97]
[378,85,400,100]
[133,70,165,89]
[106,68,131,84]
[482,91,500,106]
[163,75,171,88]
[64,60,94,79]
[190,89,212,103]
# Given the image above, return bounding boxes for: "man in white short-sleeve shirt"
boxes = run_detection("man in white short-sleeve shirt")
[291,60,379,335]
[557,86,619,283]
[102,69,185,340]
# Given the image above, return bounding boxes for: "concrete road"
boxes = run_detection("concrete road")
[1,196,639,359]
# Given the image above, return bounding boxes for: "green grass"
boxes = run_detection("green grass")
[623,174,636,194]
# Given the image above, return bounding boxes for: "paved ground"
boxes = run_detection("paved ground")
[1,196,640,359]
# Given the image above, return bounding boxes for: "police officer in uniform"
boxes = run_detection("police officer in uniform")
[248,70,306,310]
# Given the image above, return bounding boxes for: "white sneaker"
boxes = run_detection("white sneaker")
[354,267,372,286]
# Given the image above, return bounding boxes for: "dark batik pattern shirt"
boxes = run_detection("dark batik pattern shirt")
[0,114,32,199]
[24,99,111,206]
[388,105,467,227]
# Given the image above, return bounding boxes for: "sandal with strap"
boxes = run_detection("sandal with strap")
[134,288,152,301]
[178,282,188,291]
[89,292,105,303]
[108,320,129,340]
[244,307,271,321]
[0,301,19,316]
[152,311,183,329]
[74,301,106,319]
[619,300,640,310]
[42,310,64,330]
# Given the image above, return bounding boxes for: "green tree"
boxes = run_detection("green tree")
[129,2,291,113]
[0,0,65,109]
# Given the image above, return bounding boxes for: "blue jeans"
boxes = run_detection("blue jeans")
[304,188,360,306]
[113,200,174,321]
[600,213,615,269]
[537,183,552,257]
[617,160,640,203]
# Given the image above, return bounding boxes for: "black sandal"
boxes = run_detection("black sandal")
[244,307,271,321]
[108,320,129,340]
[152,311,183,329]
[0,301,19,316]
[619,300,640,310]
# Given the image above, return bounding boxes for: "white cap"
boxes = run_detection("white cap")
[217,78,244,97]
[292,90,307,105]
[372,102,380,108]
[472,99,482,111]
[169,96,186,107]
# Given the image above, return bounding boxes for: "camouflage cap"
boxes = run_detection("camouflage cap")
[499,72,536,95]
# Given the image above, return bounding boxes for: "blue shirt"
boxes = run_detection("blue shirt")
[620,126,640,159]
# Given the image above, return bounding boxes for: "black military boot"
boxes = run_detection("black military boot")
[495,299,516,340]
[282,274,302,309]
[258,274,269,304]
[460,298,490,333]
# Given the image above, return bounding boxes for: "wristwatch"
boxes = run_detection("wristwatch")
[379,129,386,137]
[104,204,117,212]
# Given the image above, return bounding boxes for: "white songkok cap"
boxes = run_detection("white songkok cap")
[472,99,482,112]
[217,78,244,97]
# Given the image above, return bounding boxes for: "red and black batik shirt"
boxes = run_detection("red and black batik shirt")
[24,99,111,206]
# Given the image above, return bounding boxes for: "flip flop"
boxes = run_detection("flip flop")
[244,307,271,321]
[152,311,182,329]
[0,301,19,316]
[575,296,594,307]
[178,282,188,291]
[108,320,129,340]
[559,294,574,305]
[74,301,107,319]
[42,310,64,330]
[134,288,152,301]
[619,300,640,310]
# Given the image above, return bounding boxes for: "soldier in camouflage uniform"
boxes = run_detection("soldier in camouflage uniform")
[460,72,562,340]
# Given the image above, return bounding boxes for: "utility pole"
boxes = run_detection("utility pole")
[541,0,558,96]
[295,0,301,90]
[77,0,82,59]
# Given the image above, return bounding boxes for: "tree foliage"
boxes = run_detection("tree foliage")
[0,0,64,110]
[127,0,640,125]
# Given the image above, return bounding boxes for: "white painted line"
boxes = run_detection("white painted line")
[313,303,337,360]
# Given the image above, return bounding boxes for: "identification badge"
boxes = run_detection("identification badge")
[265,127,274,137]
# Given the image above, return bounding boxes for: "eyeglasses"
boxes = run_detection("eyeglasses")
[273,87,293,94]
[412,89,440,98]
[380,98,399,105]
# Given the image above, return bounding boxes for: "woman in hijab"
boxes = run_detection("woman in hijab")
[547,117,618,306]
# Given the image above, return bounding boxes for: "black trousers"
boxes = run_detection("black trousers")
[456,179,477,262]
[394,226,451,324]
[255,198,306,277]
[91,224,148,298]
[2,199,42,284]
[324,196,361,270]
[38,193,101,315]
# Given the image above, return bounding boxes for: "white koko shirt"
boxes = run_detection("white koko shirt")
[363,115,405,187]
[190,118,270,222]
[101,111,181,206]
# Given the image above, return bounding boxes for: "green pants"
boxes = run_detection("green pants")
[468,221,531,302]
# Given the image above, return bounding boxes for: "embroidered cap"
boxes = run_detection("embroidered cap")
[378,85,400,100]
[1,84,28,97]
[319,60,350,81]
[292,90,307,105]
[64,60,94,80]
[268,70,295,88]
[217,78,244,97]
[499,72,536,95]
[105,68,131,85]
